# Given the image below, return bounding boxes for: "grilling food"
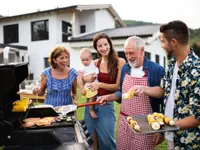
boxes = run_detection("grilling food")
[127,116,141,132]
[22,117,55,127]
[12,98,29,112]
[164,117,175,126]
[122,89,135,100]
[147,113,175,130]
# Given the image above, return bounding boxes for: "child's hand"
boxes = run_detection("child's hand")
[81,89,86,95]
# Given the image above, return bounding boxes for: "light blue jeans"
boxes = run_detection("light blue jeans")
[84,101,116,150]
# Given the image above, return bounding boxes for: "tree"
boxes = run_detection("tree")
[191,43,200,57]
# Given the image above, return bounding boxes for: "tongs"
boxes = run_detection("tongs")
[78,101,101,107]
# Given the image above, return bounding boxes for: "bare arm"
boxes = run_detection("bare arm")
[133,86,164,98]
[72,77,78,104]
[77,71,86,95]
[176,116,200,130]
[143,86,165,98]
[32,73,46,96]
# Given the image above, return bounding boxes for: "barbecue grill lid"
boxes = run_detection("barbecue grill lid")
[0,63,28,116]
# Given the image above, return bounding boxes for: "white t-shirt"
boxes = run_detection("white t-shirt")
[130,66,145,77]
[79,60,99,84]
[165,62,178,142]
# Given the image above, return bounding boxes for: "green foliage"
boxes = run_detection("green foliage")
[191,43,200,57]
[124,20,154,27]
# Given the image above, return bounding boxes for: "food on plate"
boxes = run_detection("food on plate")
[54,105,77,115]
[147,113,175,130]
[122,89,135,100]
[147,113,161,130]
[151,122,161,130]
[127,116,141,132]
[164,117,175,126]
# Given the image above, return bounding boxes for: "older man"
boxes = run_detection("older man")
[133,20,200,150]
[97,36,165,150]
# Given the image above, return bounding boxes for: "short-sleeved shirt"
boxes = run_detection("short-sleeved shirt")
[43,67,78,107]
[160,50,200,149]
[79,60,99,76]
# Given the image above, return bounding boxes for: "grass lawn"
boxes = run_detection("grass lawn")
[76,90,167,150]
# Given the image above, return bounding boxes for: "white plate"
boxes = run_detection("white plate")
[30,104,53,109]
[54,105,77,115]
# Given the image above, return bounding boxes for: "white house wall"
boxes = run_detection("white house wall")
[68,38,167,71]
[56,12,73,42]
[78,10,95,34]
[95,9,115,31]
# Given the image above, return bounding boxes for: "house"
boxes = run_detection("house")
[0,4,166,79]
[68,25,167,70]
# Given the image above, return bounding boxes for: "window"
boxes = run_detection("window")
[62,21,72,42]
[92,53,98,60]
[80,25,86,33]
[145,52,151,60]
[31,20,49,41]
[163,56,166,69]
[44,57,50,68]
[155,54,160,64]
[3,24,19,43]
[118,51,127,62]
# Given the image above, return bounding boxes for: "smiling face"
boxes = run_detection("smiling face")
[124,41,144,68]
[96,38,110,57]
[53,51,69,69]
[80,51,93,66]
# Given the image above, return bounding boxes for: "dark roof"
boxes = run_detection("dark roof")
[70,25,161,42]
[0,44,27,50]
[0,6,77,21]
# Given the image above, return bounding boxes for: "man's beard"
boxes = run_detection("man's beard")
[128,59,138,68]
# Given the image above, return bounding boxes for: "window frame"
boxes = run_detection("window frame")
[31,20,49,41]
[3,24,19,44]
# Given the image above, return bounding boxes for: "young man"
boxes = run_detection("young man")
[132,20,200,150]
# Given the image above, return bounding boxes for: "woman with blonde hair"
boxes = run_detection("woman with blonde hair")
[33,46,78,107]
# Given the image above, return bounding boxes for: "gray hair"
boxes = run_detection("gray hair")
[124,36,146,51]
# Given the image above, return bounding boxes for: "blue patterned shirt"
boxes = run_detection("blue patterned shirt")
[43,67,78,107]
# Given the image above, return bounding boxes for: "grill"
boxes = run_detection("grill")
[0,47,93,150]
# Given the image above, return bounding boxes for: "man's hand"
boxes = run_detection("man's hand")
[130,86,145,96]
[153,133,164,146]
[96,95,109,106]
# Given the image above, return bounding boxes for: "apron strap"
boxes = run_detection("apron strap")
[120,111,129,116]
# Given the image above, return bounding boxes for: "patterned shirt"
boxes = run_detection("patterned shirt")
[160,50,200,150]
[43,67,78,107]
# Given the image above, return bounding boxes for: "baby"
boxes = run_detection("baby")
[78,48,99,118]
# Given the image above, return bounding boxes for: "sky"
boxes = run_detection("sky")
[0,0,199,29]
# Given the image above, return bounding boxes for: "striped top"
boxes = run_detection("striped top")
[43,67,78,107]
